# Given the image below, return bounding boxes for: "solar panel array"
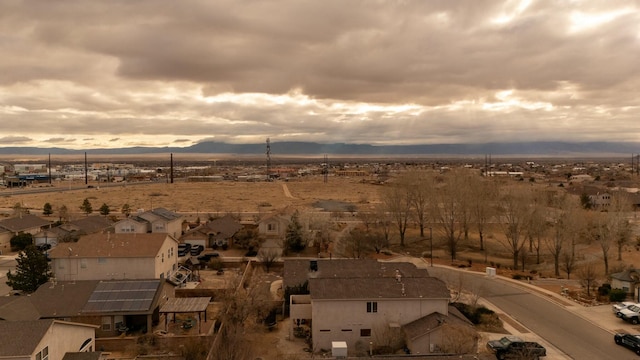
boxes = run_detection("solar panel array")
[82,280,160,313]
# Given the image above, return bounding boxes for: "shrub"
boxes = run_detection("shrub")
[609,289,627,302]
[598,283,611,296]
[208,258,223,271]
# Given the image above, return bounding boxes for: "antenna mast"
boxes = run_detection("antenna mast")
[266,138,271,180]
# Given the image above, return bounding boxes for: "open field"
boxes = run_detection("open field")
[0,176,382,218]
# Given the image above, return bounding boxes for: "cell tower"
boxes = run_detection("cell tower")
[266,138,271,179]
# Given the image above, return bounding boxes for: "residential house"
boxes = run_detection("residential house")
[47,233,179,281]
[180,214,243,248]
[284,259,473,355]
[258,212,292,240]
[0,214,51,252]
[0,319,98,359]
[611,268,640,300]
[35,215,113,249]
[0,279,168,338]
[114,208,182,238]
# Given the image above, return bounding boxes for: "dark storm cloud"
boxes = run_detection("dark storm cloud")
[0,0,639,147]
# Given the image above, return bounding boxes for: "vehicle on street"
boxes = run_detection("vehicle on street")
[620,304,640,324]
[614,333,640,355]
[613,302,638,317]
[487,336,546,359]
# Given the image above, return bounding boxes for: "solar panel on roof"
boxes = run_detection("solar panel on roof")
[82,280,159,313]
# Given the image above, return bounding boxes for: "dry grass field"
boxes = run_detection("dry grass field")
[0,176,382,219]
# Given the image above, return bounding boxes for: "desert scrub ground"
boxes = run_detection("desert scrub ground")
[0,176,382,218]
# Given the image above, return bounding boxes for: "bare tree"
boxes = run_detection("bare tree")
[546,195,581,277]
[525,193,547,264]
[380,181,412,246]
[498,188,531,269]
[577,262,599,298]
[586,211,612,275]
[561,249,576,279]
[432,174,466,261]
[610,193,633,261]
[257,248,280,272]
[404,170,433,238]
[336,227,373,259]
[375,203,393,245]
[469,177,498,251]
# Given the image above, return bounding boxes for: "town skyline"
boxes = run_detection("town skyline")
[1,1,639,149]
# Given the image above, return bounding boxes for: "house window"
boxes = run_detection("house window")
[162,253,164,263]
[366,301,378,313]
[36,346,48,360]
[80,259,87,269]
[98,258,107,264]
[360,329,371,337]
[101,316,111,331]
[267,223,275,231]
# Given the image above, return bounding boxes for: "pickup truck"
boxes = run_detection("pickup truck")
[619,304,640,324]
[487,336,546,359]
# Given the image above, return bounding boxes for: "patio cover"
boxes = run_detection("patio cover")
[160,297,211,333]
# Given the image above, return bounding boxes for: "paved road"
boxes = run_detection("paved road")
[427,266,634,360]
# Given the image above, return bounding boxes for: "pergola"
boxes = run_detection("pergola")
[160,297,211,333]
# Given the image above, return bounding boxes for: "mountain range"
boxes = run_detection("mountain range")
[0,141,639,157]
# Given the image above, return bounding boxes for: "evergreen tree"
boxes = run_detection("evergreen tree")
[99,203,110,216]
[42,202,53,216]
[284,211,305,253]
[80,198,93,216]
[121,203,132,217]
[6,245,52,293]
[10,233,34,251]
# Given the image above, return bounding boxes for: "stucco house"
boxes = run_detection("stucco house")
[47,233,179,281]
[611,268,640,300]
[258,212,292,240]
[180,214,243,248]
[0,319,98,359]
[0,214,51,252]
[114,208,182,238]
[35,215,113,249]
[284,259,473,355]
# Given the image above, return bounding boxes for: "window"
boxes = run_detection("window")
[101,316,111,331]
[360,329,371,337]
[319,329,331,332]
[80,259,87,269]
[267,223,275,231]
[341,329,352,332]
[35,346,48,360]
[98,257,107,264]
[366,301,378,313]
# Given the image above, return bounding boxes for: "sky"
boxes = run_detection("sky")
[0,0,639,150]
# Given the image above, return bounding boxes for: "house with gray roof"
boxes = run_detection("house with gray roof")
[0,279,168,338]
[114,208,182,238]
[0,214,51,252]
[180,214,243,248]
[285,259,470,355]
[0,319,98,359]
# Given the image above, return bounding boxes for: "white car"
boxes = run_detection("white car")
[614,302,637,316]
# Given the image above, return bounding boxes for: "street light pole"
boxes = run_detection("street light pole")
[429,226,433,267]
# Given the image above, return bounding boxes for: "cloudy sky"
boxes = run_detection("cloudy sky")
[0,0,639,149]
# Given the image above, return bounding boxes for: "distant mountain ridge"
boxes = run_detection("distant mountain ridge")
[0,141,639,156]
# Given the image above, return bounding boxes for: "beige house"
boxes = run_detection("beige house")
[0,319,98,359]
[181,214,243,248]
[48,233,179,281]
[0,214,51,252]
[285,259,473,355]
[114,208,182,238]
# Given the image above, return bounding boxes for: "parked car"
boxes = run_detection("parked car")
[614,333,640,355]
[613,302,637,317]
[487,336,546,359]
[190,245,204,256]
[178,243,192,257]
[36,243,52,251]
[620,304,640,324]
[197,252,219,262]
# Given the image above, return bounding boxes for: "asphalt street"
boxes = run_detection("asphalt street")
[427,266,636,360]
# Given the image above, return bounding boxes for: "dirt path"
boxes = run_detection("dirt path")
[282,183,295,199]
